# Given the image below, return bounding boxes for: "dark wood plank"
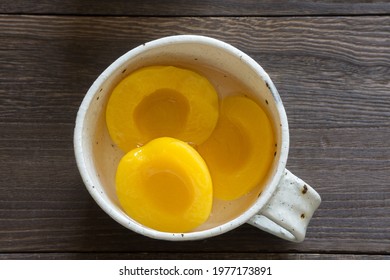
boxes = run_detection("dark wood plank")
[0,15,389,255]
[1,0,390,16]
[0,253,389,260]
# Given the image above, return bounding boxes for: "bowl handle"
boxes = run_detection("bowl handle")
[247,169,321,242]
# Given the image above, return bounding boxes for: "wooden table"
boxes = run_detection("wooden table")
[1,1,389,260]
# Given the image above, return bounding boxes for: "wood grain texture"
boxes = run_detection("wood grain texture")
[0,253,389,260]
[0,15,389,258]
[2,0,390,16]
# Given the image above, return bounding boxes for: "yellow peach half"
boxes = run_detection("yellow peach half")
[106,66,219,152]
[116,137,213,233]
[197,95,275,201]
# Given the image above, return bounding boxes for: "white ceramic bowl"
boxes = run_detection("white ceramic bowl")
[74,35,320,242]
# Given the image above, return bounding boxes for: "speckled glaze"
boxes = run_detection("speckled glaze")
[74,35,321,242]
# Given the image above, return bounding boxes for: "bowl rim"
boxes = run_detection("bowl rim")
[74,34,290,241]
